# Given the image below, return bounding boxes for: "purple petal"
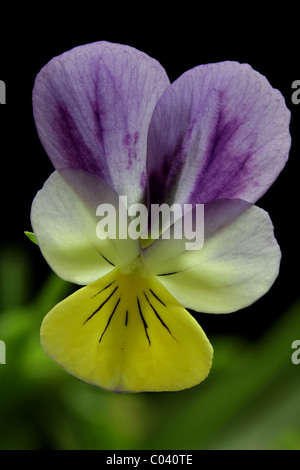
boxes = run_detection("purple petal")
[33,41,170,205]
[147,61,291,206]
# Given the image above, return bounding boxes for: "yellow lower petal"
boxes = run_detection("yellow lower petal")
[40,268,213,392]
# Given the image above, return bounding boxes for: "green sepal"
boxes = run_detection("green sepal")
[24,231,38,245]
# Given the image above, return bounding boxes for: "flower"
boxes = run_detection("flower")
[30,42,291,393]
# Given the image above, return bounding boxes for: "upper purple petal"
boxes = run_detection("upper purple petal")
[146,61,291,206]
[33,41,170,205]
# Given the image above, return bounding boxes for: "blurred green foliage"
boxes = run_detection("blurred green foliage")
[0,243,300,450]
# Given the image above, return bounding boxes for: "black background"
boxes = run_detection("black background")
[0,11,299,341]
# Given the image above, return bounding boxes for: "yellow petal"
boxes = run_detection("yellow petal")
[41,268,213,392]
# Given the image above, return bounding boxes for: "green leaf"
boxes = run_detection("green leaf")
[24,231,38,245]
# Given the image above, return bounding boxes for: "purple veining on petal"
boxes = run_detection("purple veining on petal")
[167,121,197,187]
[148,118,201,205]
[139,170,147,190]
[188,112,257,203]
[146,61,291,207]
[54,102,105,177]
[33,41,170,204]
[122,132,140,169]
[147,152,176,207]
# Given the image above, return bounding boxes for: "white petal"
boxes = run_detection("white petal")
[31,169,140,285]
[143,201,281,313]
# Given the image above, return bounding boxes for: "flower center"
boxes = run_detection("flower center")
[123,253,146,276]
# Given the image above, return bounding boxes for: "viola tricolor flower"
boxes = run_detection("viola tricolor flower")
[30,42,291,392]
